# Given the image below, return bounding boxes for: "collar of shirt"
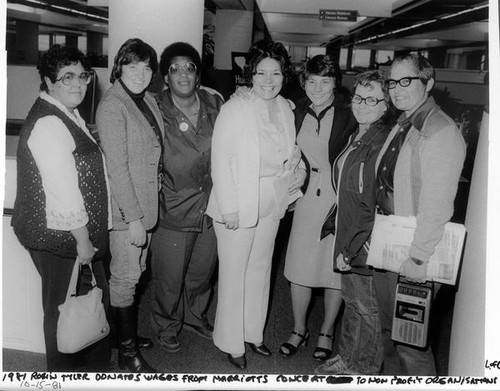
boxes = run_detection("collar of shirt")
[352,117,390,147]
[397,96,438,132]
[160,88,222,121]
[118,78,146,101]
[40,91,87,131]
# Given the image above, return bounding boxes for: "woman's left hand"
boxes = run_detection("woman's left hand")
[222,212,239,230]
[129,219,147,247]
[71,226,96,265]
[336,253,352,272]
[288,168,307,195]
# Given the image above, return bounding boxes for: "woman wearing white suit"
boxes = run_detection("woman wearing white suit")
[206,40,305,369]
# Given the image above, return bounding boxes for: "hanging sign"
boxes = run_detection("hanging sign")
[319,9,358,22]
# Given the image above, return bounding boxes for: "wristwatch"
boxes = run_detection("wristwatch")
[410,257,425,266]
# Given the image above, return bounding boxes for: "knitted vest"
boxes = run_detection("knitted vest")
[12,98,109,258]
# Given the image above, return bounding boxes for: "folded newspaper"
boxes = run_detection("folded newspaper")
[273,145,303,219]
[366,214,466,285]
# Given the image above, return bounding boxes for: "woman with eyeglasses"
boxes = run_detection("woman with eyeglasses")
[96,38,163,373]
[315,70,397,376]
[150,42,224,354]
[12,45,112,372]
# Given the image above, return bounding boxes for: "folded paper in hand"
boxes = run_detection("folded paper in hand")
[366,214,466,285]
[273,146,303,219]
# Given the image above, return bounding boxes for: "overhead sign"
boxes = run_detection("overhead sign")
[319,9,358,22]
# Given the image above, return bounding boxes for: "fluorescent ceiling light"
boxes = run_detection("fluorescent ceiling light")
[20,0,108,21]
[354,3,488,45]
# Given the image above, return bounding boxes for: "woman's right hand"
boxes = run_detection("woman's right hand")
[71,226,96,265]
[222,212,239,230]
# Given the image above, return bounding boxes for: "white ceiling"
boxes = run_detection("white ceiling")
[6,0,489,50]
[211,0,489,49]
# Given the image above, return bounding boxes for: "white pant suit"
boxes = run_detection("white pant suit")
[207,95,298,355]
[212,180,280,354]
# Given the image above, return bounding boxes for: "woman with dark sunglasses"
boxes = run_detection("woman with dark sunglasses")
[150,42,224,354]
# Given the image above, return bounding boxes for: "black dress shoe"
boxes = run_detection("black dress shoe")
[227,354,247,369]
[112,335,154,349]
[118,339,157,373]
[157,335,181,353]
[247,342,272,356]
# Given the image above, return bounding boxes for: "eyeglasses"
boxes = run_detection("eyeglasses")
[55,71,92,85]
[168,62,197,75]
[387,76,421,89]
[351,95,385,106]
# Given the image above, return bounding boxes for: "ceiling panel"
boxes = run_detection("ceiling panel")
[261,13,352,36]
[6,0,489,50]
[256,0,394,17]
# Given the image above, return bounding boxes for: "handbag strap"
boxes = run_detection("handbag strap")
[65,259,97,301]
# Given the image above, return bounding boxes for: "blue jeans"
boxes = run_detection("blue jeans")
[338,272,383,374]
[372,269,437,375]
[109,230,151,307]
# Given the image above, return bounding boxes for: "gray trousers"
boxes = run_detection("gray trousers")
[150,221,217,338]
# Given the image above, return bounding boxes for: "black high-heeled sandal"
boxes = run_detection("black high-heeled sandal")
[313,333,334,361]
[279,331,309,357]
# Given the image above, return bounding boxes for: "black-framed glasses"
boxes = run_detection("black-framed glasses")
[168,62,197,75]
[387,76,421,89]
[351,95,385,106]
[55,71,92,86]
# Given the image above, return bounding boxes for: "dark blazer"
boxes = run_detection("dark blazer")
[293,86,358,191]
[331,119,392,275]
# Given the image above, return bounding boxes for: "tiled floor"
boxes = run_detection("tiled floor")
[2,213,454,375]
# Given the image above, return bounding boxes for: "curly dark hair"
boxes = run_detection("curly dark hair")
[243,40,292,86]
[110,38,158,83]
[37,45,90,92]
[298,55,342,89]
[159,42,202,78]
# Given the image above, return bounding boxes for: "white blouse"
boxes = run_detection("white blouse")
[27,92,112,231]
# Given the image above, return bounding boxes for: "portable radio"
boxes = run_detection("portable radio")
[392,280,432,348]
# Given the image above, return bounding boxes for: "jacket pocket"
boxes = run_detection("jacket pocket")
[344,161,365,195]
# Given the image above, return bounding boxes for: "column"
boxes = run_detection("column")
[427,47,447,69]
[87,31,104,56]
[448,112,488,375]
[326,43,341,65]
[65,34,78,49]
[107,0,204,72]
[346,47,354,70]
[15,20,38,64]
